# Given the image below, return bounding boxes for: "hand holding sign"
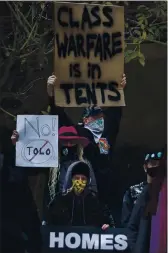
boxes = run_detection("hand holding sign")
[11,130,19,145]
[16,115,58,168]
[47,75,57,97]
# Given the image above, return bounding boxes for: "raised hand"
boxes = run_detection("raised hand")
[11,130,19,145]
[47,75,57,97]
[121,73,126,89]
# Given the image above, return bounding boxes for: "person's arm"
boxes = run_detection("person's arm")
[121,189,134,227]
[127,185,149,252]
[103,74,126,156]
[47,75,72,127]
[102,204,115,228]
[103,106,122,152]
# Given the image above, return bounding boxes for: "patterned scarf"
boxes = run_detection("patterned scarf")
[84,118,104,143]
[149,179,167,253]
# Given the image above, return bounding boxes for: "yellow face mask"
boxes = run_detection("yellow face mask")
[72,178,87,194]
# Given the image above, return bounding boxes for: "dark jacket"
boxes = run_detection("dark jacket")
[46,161,115,227]
[127,184,151,253]
[1,134,42,253]
[121,182,147,227]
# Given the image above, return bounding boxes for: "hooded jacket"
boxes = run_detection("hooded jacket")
[46,161,115,227]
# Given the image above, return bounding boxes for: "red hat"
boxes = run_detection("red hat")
[58,126,89,147]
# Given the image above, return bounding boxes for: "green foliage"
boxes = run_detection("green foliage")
[124,1,167,66]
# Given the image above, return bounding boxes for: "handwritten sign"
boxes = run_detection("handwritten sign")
[16,115,58,168]
[41,226,130,253]
[54,2,125,107]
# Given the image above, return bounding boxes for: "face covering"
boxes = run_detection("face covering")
[60,145,78,160]
[72,178,87,194]
[84,118,104,143]
[147,165,166,178]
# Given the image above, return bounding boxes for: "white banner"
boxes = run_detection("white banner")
[16,115,58,168]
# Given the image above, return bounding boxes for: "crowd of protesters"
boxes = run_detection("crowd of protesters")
[0,73,166,253]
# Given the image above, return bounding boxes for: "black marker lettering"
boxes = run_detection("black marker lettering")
[91,6,101,27]
[112,32,122,56]
[60,83,73,104]
[89,63,101,79]
[46,148,51,155]
[39,148,44,155]
[103,6,113,27]
[75,83,87,105]
[55,33,68,58]
[33,148,38,155]
[69,7,79,28]
[103,33,112,60]
[68,35,77,57]
[81,6,92,30]
[27,146,33,155]
[70,63,81,78]
[86,34,97,58]
[86,83,97,104]
[57,6,68,27]
[108,81,121,101]
[76,34,85,57]
[96,83,107,104]
[74,63,81,77]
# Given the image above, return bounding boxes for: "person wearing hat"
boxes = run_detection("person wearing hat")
[121,149,165,228]
[46,161,115,228]
[125,148,166,253]
[47,74,126,204]
[48,125,97,203]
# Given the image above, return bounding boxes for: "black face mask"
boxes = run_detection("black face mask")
[60,145,78,161]
[147,165,166,178]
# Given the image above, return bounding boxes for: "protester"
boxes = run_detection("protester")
[47,125,97,202]
[45,161,115,228]
[121,150,165,227]
[1,128,42,253]
[47,73,126,203]
[127,148,166,253]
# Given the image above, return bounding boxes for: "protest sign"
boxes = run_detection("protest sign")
[54,2,125,107]
[41,226,130,253]
[16,115,58,167]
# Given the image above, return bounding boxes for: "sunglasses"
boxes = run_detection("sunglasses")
[145,152,163,161]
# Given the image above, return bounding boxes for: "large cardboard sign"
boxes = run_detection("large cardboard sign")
[16,115,58,167]
[54,2,125,107]
[41,226,130,252]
